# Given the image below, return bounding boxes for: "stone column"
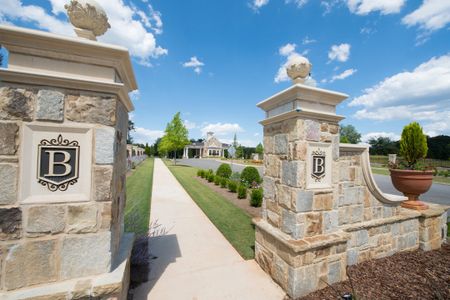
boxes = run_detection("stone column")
[0,22,136,299]
[254,57,348,298]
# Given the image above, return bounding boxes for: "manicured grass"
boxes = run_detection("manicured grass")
[124,158,155,236]
[165,161,255,260]
[371,167,450,185]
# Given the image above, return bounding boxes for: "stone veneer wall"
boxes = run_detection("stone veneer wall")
[256,116,448,299]
[0,84,128,292]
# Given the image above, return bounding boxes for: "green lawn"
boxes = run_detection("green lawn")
[165,161,256,260]
[124,158,155,236]
[371,167,450,185]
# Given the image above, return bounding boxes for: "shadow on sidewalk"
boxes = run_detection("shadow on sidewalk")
[130,234,181,298]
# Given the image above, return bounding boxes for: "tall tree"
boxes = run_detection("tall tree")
[340,124,361,144]
[255,143,264,155]
[144,143,151,156]
[160,112,189,164]
[232,133,238,148]
[127,120,135,144]
[368,137,398,155]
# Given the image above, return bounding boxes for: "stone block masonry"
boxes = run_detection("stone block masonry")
[0,86,126,290]
[255,68,448,299]
[0,23,137,299]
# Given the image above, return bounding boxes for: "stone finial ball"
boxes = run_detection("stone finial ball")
[286,56,312,83]
[65,0,111,37]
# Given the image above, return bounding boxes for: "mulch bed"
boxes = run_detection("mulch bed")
[195,176,262,218]
[298,243,450,300]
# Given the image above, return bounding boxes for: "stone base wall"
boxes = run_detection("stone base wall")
[0,84,128,292]
[257,116,448,299]
[255,206,447,299]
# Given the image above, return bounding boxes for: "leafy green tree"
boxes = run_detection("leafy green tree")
[368,136,398,155]
[144,143,151,156]
[235,145,244,159]
[233,133,238,148]
[427,135,450,160]
[340,124,361,144]
[255,143,264,155]
[160,112,190,164]
[399,122,428,169]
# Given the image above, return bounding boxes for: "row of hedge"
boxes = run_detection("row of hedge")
[197,164,263,207]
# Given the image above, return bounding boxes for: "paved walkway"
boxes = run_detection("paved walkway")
[132,158,285,300]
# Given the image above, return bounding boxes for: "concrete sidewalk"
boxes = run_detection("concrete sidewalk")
[132,158,285,300]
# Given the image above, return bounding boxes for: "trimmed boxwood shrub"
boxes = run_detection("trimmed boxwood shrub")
[207,173,214,182]
[240,166,261,186]
[230,172,241,182]
[216,163,232,178]
[250,188,263,207]
[197,169,204,177]
[237,184,247,199]
[214,175,221,185]
[228,181,238,193]
[220,177,228,188]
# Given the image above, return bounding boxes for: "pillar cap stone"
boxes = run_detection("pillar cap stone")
[0,24,137,112]
[257,82,348,124]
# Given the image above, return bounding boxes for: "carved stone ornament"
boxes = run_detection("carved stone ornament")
[37,134,80,192]
[65,0,111,40]
[286,56,312,84]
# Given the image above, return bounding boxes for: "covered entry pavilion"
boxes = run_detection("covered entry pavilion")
[183,132,229,158]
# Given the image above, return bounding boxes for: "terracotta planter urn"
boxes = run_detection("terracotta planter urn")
[390,169,433,210]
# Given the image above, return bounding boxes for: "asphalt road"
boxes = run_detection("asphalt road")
[177,158,449,207]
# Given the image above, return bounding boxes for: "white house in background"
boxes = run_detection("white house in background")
[183,132,230,158]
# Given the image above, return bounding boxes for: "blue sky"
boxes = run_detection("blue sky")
[1,0,449,146]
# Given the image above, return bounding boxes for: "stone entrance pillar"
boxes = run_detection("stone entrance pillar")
[254,58,348,298]
[254,57,448,299]
[0,8,136,298]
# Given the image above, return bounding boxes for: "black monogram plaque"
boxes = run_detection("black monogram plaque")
[37,134,80,192]
[311,149,326,182]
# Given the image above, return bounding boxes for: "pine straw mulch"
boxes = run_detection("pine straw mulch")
[298,243,450,300]
[195,176,262,218]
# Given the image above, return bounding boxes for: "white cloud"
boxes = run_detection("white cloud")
[0,0,167,67]
[350,54,450,136]
[328,43,351,62]
[362,132,401,143]
[347,0,405,15]
[285,0,309,8]
[279,43,297,56]
[201,123,244,137]
[302,36,316,45]
[321,0,341,14]
[329,68,357,82]
[183,56,204,74]
[132,127,164,144]
[402,0,450,32]
[183,120,197,130]
[129,90,140,101]
[349,54,450,108]
[251,0,270,10]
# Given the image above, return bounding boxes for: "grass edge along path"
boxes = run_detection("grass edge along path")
[165,161,255,260]
[124,158,155,236]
